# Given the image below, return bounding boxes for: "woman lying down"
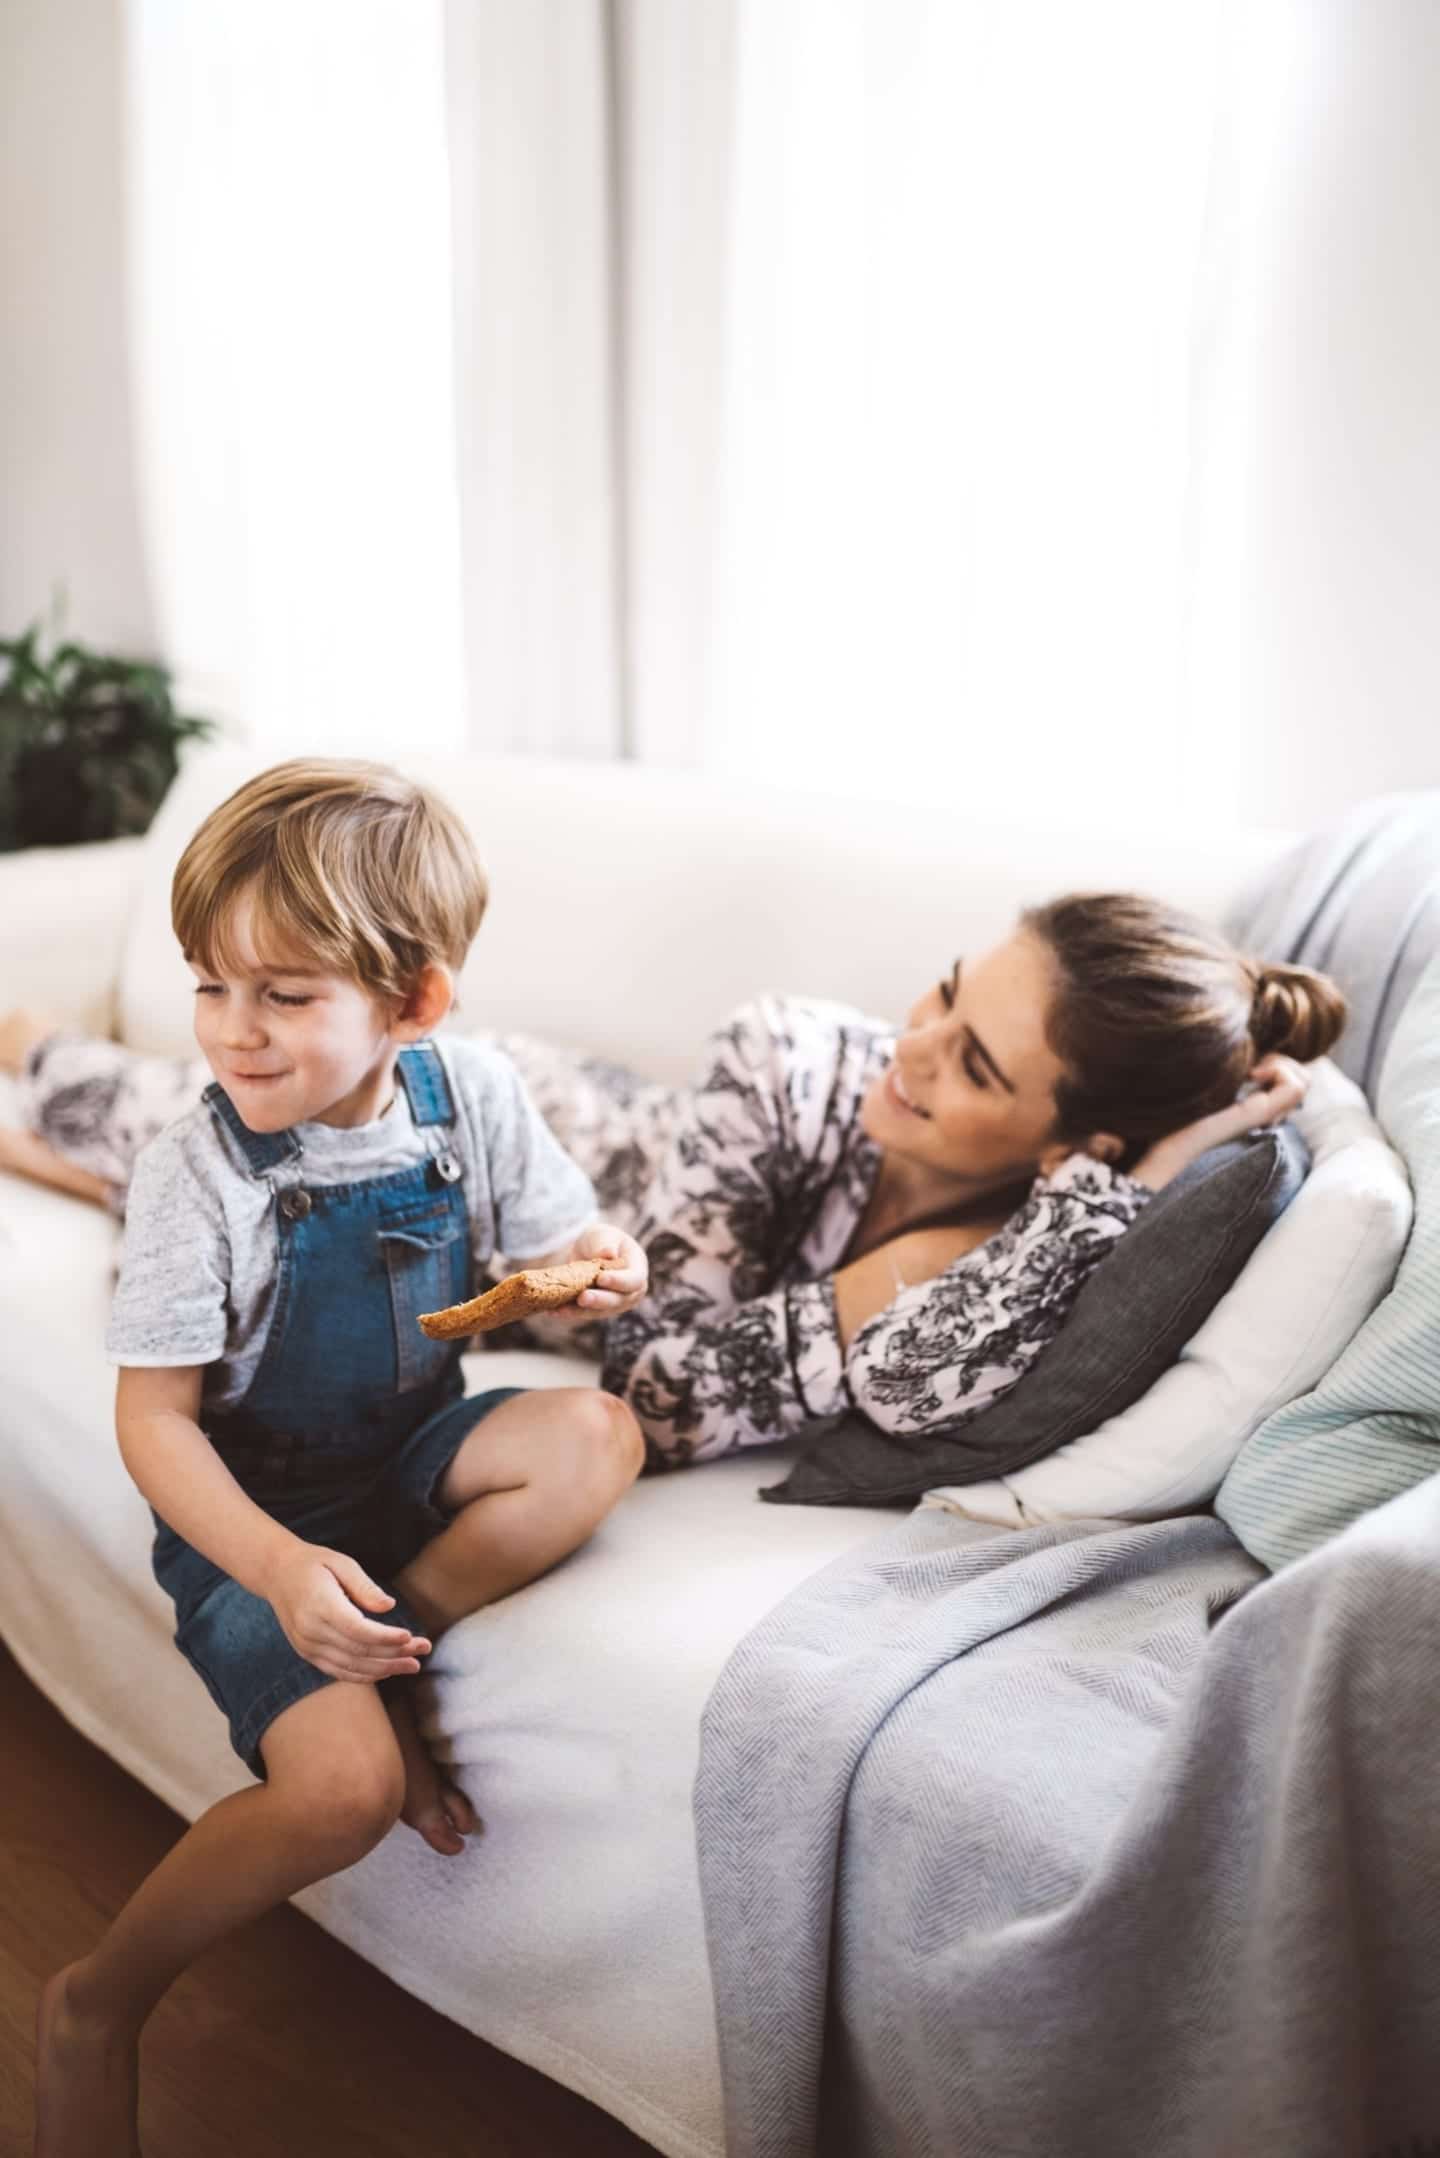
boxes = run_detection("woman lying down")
[0,891,1344,1469]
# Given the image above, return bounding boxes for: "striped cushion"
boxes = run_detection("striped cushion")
[1215,952,1440,1569]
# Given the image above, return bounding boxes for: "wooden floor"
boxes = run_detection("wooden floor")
[0,1641,662,2157]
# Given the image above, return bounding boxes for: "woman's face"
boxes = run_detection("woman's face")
[860,927,1109,1188]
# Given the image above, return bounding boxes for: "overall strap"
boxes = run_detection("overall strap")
[202,1082,303,1175]
[396,1040,457,1127]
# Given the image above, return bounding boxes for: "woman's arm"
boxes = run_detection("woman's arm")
[603,1156,1154,1465]
[1128,1052,1308,1190]
[596,995,887,1465]
[841,1153,1157,1440]
[601,1277,844,1466]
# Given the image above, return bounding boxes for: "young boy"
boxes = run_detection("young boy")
[34,757,648,2156]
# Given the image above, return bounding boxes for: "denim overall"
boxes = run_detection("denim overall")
[150,1041,522,1780]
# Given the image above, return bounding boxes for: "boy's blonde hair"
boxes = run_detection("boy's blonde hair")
[172,758,488,1011]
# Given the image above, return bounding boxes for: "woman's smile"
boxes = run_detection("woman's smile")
[887,1064,931,1119]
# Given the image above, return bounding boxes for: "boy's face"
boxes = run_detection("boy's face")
[187,894,406,1131]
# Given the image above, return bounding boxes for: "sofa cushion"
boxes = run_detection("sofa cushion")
[922,1057,1411,1527]
[761,1122,1309,1508]
[1214,955,1440,1569]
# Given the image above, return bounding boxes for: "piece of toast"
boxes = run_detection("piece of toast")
[417,1259,603,1339]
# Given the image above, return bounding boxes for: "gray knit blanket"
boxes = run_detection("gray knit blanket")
[694,1490,1440,2157]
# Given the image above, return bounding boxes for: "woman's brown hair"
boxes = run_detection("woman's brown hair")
[1022,892,1348,1173]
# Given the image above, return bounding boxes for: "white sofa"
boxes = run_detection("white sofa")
[0,743,1298,2158]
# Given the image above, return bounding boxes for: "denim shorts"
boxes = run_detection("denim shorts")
[154,1385,525,1781]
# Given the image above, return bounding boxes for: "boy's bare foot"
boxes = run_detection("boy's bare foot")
[383,1683,481,1857]
[34,1961,143,2158]
[0,1008,62,1076]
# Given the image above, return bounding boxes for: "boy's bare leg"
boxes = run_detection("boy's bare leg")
[35,1680,404,2158]
[387,1388,643,1836]
[393,1387,643,1637]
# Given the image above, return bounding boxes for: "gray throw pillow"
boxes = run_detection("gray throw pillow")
[759,1123,1311,1509]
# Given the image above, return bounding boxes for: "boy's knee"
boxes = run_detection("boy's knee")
[313,1763,405,1861]
[591,1391,646,1486]
[542,1389,643,1507]
[267,1723,405,1857]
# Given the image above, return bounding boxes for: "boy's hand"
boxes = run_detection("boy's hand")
[547,1222,649,1321]
[262,1542,432,1683]
[1131,1053,1310,1192]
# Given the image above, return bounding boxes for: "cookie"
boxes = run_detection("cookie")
[417,1258,603,1339]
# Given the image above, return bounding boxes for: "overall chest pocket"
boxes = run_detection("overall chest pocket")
[377,1213,472,1392]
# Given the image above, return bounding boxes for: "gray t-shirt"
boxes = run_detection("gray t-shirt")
[105,1034,598,1413]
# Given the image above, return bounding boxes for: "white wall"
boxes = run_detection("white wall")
[0,0,157,657]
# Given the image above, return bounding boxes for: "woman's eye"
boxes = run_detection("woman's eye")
[938,977,955,1010]
[269,992,310,1008]
[963,1053,989,1090]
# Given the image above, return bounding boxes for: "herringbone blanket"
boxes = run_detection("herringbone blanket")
[694,1488,1440,2157]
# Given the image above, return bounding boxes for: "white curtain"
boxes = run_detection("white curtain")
[125,0,468,757]
[706,0,1225,825]
[443,1,622,759]
[124,0,734,766]
[610,1,738,767]
[116,0,1440,816]
[704,0,1440,826]
[1184,0,1440,824]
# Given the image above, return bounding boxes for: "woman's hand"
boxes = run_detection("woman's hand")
[548,1221,650,1320]
[1130,1053,1310,1192]
[261,1542,432,1683]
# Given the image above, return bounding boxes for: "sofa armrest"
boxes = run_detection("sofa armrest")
[0,835,147,1037]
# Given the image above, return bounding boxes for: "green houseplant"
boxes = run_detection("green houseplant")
[0,617,218,852]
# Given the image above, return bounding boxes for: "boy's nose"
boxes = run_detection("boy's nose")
[220,1013,269,1049]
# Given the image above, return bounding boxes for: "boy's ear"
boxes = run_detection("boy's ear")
[392,962,454,1039]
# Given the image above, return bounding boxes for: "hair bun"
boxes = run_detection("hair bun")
[1249,960,1348,1063]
